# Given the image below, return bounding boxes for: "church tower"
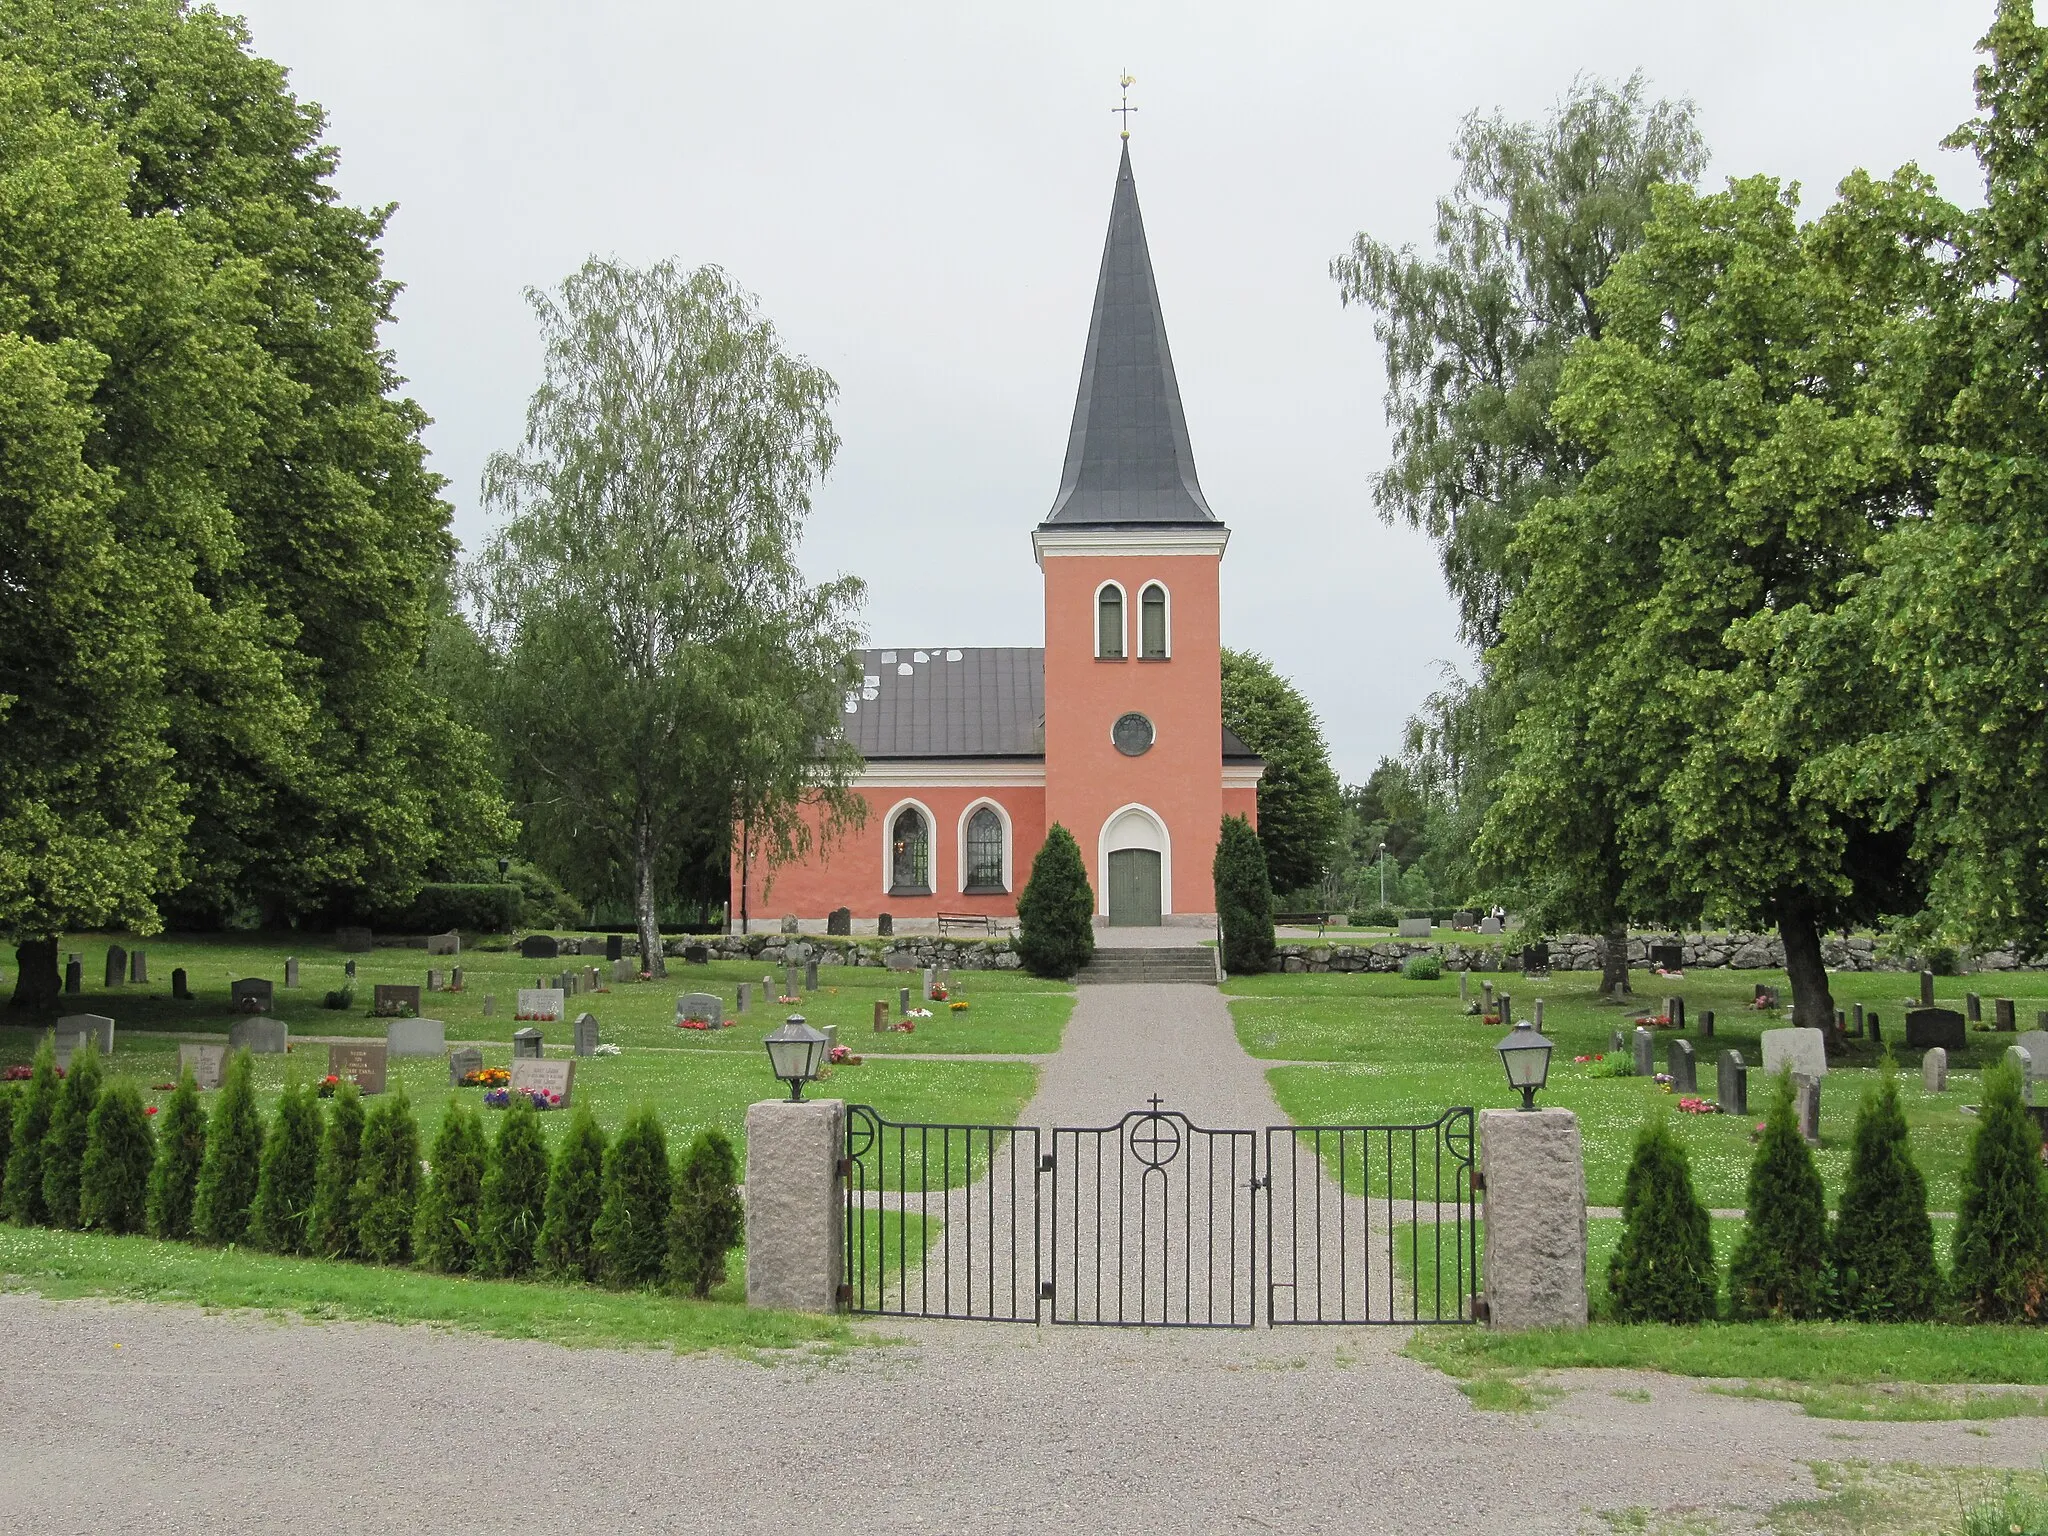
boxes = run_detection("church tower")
[1035,143,1231,926]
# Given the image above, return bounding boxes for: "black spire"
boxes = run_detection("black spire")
[1043,143,1217,526]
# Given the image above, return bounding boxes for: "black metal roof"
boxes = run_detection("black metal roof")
[843,646,1260,765]
[1043,143,1218,527]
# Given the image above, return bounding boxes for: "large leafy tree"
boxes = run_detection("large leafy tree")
[472,259,864,974]
[1219,649,1341,895]
[1332,76,1706,991]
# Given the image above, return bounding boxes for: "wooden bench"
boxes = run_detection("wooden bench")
[936,912,997,936]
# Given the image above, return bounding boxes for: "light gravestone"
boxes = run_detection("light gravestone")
[452,966,464,992]
[427,931,460,957]
[883,949,919,972]
[511,1058,574,1107]
[612,958,632,984]
[1717,1051,1748,1116]
[1923,1047,1949,1093]
[736,982,752,1014]
[922,967,935,1001]
[387,1017,446,1057]
[780,914,800,936]
[104,945,126,988]
[511,1027,544,1060]
[229,1016,287,1054]
[448,1045,483,1086]
[330,1041,387,1095]
[574,1012,600,1057]
[1459,971,1470,1003]
[56,1014,114,1055]
[516,988,565,1023]
[230,978,274,1014]
[677,993,721,1024]
[48,1023,85,1068]
[1761,1027,1829,1081]
[1632,1027,1655,1079]
[1666,1039,1697,1094]
[284,956,299,989]
[1478,915,1503,935]
[427,970,444,993]
[1905,1007,1967,1052]
[129,950,147,985]
[2010,1047,2037,1105]
[372,983,421,1019]
[805,960,820,991]
[2013,1032,2048,1097]
[1793,1074,1822,1144]
[585,967,601,993]
[1397,917,1432,938]
[178,1043,226,1091]
[482,994,496,1018]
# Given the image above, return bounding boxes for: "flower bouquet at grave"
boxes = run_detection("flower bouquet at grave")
[521,1088,562,1111]
[829,1045,862,1065]
[483,1087,511,1109]
[1677,1096,1720,1115]
[593,1043,622,1057]
[637,970,653,982]
[151,1082,175,1092]
[894,1021,916,1034]
[930,986,949,1002]
[145,1104,159,1117]
[776,994,799,1005]
[905,1007,932,1019]
[1642,1013,1673,1030]
[317,1074,340,1099]
[1654,967,1685,980]
[462,1067,510,1089]
[2,1064,33,1082]
[949,1000,969,1012]
[1572,1054,1606,1065]
[1480,1013,1502,1028]
[1654,1073,1675,1091]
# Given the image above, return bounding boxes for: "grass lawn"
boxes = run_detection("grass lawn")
[1234,966,2035,1211]
[0,1223,855,1356]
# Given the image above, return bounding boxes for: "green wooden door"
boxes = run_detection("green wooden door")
[1106,848,1162,926]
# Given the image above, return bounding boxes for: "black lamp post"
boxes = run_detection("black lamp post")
[1495,1018,1554,1111]
[764,1013,829,1102]
[497,855,511,878]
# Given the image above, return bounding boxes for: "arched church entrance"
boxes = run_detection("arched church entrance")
[1101,805,1166,927]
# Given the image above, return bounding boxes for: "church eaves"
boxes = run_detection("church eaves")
[1042,143,1218,528]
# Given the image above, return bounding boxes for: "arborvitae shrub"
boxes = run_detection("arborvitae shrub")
[415,1097,487,1274]
[1016,823,1095,980]
[477,1095,549,1278]
[594,1106,671,1288]
[1,1042,58,1225]
[538,1105,606,1282]
[1213,813,1276,976]
[351,1089,421,1264]
[1401,951,1443,981]
[146,1068,208,1240]
[40,1041,104,1228]
[1952,1057,2048,1322]
[251,1081,323,1255]
[0,1083,16,1198]
[669,1128,743,1298]
[307,1082,366,1259]
[1728,1071,1832,1320]
[193,1049,263,1244]
[1830,1066,1940,1321]
[1607,1117,1718,1323]
[79,1079,154,1233]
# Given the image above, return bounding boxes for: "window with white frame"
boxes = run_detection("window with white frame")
[964,806,1006,892]
[890,806,931,894]
[1140,582,1168,658]
[1097,584,1125,658]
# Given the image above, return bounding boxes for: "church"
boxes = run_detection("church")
[735,143,1262,930]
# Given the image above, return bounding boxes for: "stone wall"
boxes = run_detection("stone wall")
[501,931,1023,971]
[1271,933,2039,975]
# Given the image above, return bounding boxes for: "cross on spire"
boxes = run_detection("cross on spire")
[1113,72,1137,139]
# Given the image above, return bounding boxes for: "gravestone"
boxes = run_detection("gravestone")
[511,1027,544,1060]
[1667,1038,1697,1094]
[873,1000,888,1033]
[1650,942,1684,972]
[520,935,559,960]
[1905,1007,1966,1051]
[2009,1047,2035,1105]
[612,958,632,983]
[1673,996,1686,1030]
[1609,1029,1625,1054]
[448,1045,483,1086]
[737,982,751,1014]
[510,1057,575,1106]
[1920,970,1935,1007]
[780,914,800,935]
[228,1016,287,1054]
[899,986,911,1016]
[49,1023,85,1068]
[1869,1011,1882,1047]
[516,987,566,1022]
[56,1014,114,1055]
[129,950,147,985]
[330,1040,387,1094]
[877,912,893,937]
[1632,1027,1655,1078]
[1717,1050,1748,1116]
[2013,1032,2048,1096]
[1459,970,1470,1003]
[178,1042,226,1091]
[788,965,802,999]
[1701,1009,1715,1040]
[1478,915,1503,935]
[452,966,464,992]
[574,1012,600,1057]
[1482,981,1495,1011]
[427,931,460,957]
[1793,1074,1822,1144]
[607,933,624,963]
[676,992,721,1024]
[1532,1000,1544,1029]
[230,977,274,1014]
[827,907,852,937]
[1761,1027,1829,1080]
[104,945,126,988]
[1520,943,1548,976]
[805,960,819,991]
[1498,993,1513,1025]
[883,950,919,972]
[922,967,936,1001]
[63,958,81,995]
[344,959,357,980]
[482,994,495,1017]
[1995,998,2017,1032]
[1754,984,1780,1008]
[170,967,189,1000]
[335,926,373,953]
[372,983,422,1018]
[1452,910,1476,930]
[1968,993,1982,1023]
[1923,1046,1948,1093]
[386,1017,446,1057]
[1851,1003,1865,1039]
[284,956,299,989]
[427,969,444,993]
[1397,917,1432,938]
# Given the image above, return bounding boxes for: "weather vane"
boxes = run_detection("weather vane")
[1114,72,1137,139]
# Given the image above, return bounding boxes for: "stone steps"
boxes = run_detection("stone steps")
[1074,948,1218,986]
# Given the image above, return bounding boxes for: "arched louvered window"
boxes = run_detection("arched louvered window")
[1097,584,1125,658]
[1140,583,1168,658]
[964,807,1006,892]
[890,806,931,894]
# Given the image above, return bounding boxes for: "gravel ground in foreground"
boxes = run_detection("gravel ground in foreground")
[1,1293,2044,1535]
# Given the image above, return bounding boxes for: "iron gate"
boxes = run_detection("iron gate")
[842,1100,1477,1327]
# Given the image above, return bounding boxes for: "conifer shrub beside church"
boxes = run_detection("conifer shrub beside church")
[1018,824,1094,979]
[1214,814,1275,975]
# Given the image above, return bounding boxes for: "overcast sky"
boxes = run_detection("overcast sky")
[233,0,1988,782]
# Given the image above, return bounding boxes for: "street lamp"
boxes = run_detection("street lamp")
[1495,1019,1554,1111]
[764,1013,829,1102]
[497,855,511,878]
[1378,842,1388,908]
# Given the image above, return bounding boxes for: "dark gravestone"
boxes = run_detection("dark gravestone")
[329,1041,387,1095]
[230,977,274,1014]
[372,983,422,1018]
[1650,942,1684,971]
[64,958,82,995]
[129,950,147,985]
[448,1044,483,1086]
[511,1027,544,1060]
[574,1011,600,1057]
[1520,943,1549,976]
[607,933,624,963]
[1967,993,1982,1023]
[1920,970,1935,1007]
[899,986,912,1017]
[344,959,357,980]
[1701,1009,1715,1040]
[1754,984,1780,1008]
[171,967,190,1001]
[1632,1027,1655,1079]
[827,907,852,937]
[876,912,893,937]
[521,935,560,960]
[1717,1050,1748,1117]
[873,999,889,1033]
[1996,998,2017,1032]
[335,926,373,953]
[1904,1007,1966,1052]
[1869,1012,1882,1047]
[104,945,126,988]
[1666,1038,1697,1094]
[1852,1002,1865,1038]
[1793,1074,1822,1145]
[806,960,819,991]
[736,982,751,1014]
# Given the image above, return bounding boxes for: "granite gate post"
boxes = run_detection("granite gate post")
[1478,1108,1587,1331]
[745,1097,846,1313]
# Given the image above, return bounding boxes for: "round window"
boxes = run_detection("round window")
[1112,712,1155,756]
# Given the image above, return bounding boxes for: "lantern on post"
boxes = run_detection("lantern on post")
[764,1013,829,1102]
[1495,1019,1554,1111]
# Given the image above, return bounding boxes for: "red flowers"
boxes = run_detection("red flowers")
[145,1105,159,1116]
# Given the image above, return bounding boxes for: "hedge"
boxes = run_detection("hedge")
[378,883,521,934]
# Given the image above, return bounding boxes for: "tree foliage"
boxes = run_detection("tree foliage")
[79,1077,152,1234]
[192,1047,260,1243]
[414,1096,486,1274]
[38,1039,101,1227]
[471,259,863,967]
[1016,823,1094,979]
[1951,1056,2048,1322]
[144,1065,205,1240]
[668,1127,743,1299]
[1728,1072,1832,1320]
[1830,1066,1941,1320]
[306,1080,365,1259]
[477,1094,550,1278]
[1214,814,1275,975]
[1606,1117,1717,1323]
[350,1089,420,1265]
[1218,650,1341,894]
[538,1103,606,1282]
[593,1105,671,1289]
[250,1079,321,1255]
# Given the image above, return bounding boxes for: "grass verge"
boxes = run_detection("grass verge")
[1713,1382,2048,1422]
[0,1224,855,1357]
